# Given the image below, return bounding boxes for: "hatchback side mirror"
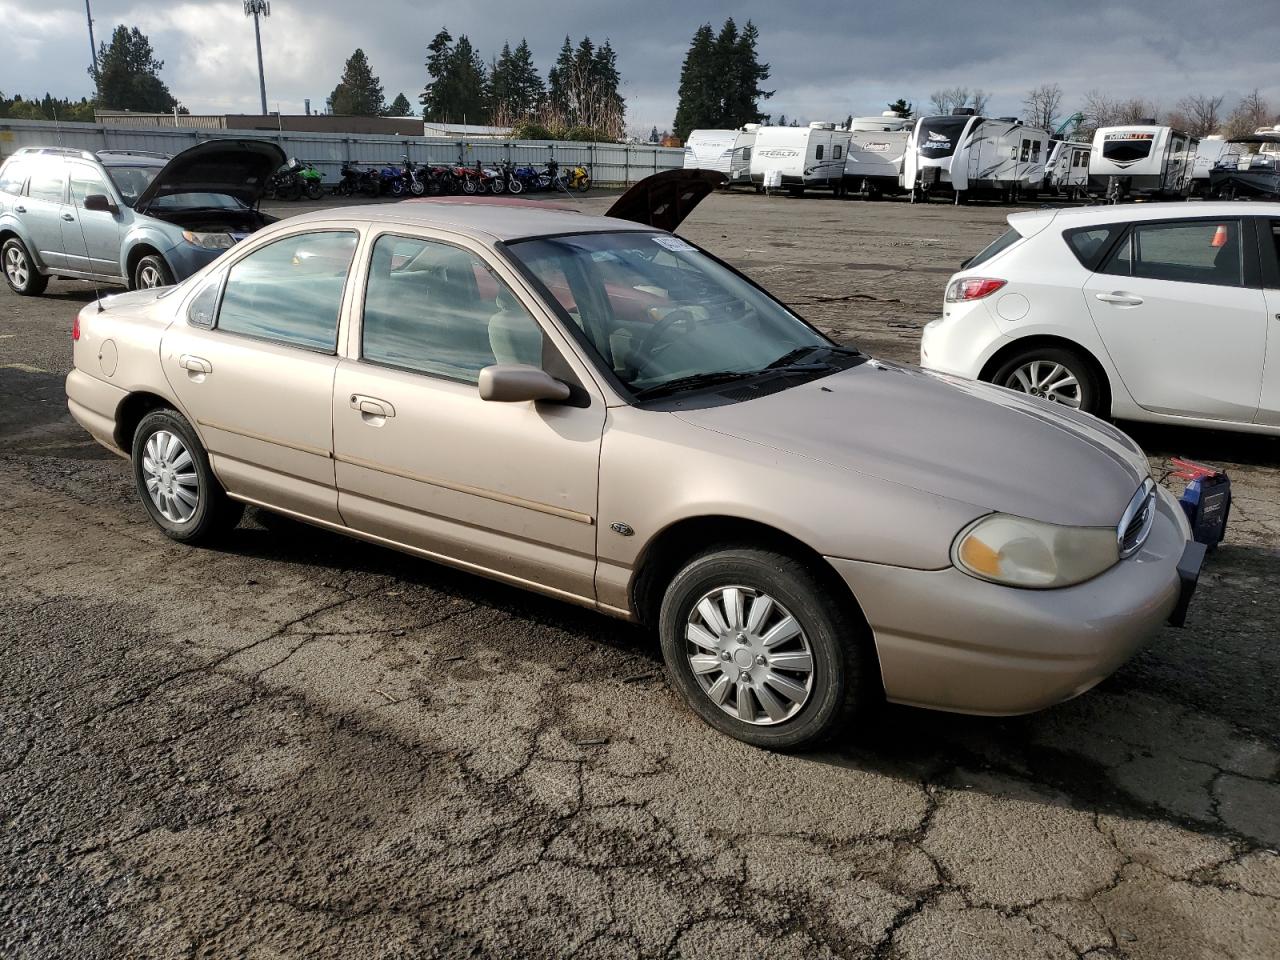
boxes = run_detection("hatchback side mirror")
[83,193,118,214]
[478,364,570,403]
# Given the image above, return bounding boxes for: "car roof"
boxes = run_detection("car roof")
[1009,201,1280,233]
[280,200,658,242]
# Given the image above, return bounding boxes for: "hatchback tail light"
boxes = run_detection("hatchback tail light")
[72,312,80,341]
[945,278,1007,302]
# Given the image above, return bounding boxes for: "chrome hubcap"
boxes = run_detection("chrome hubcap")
[685,586,814,726]
[1008,360,1081,408]
[138,264,162,288]
[142,430,199,523]
[5,247,29,288]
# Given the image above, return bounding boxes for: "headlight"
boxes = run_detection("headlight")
[182,230,236,250]
[952,514,1119,588]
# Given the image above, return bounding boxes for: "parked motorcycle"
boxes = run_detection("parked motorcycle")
[378,164,406,197]
[334,162,365,197]
[482,164,505,194]
[509,162,541,194]
[565,163,591,193]
[298,160,324,200]
[398,155,427,197]
[266,157,305,201]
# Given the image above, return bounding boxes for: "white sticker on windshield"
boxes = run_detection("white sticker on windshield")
[652,235,696,252]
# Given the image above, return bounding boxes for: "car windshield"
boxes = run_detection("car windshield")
[104,164,160,207]
[505,231,853,400]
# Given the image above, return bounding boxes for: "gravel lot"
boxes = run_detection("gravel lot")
[2,191,1278,960]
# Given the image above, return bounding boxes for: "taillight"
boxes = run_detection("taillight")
[72,312,80,341]
[945,278,1007,302]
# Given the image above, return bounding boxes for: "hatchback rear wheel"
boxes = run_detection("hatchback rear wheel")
[658,546,872,750]
[132,408,243,543]
[990,345,1103,416]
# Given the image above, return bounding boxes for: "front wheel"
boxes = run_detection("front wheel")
[133,254,174,290]
[989,346,1103,416]
[489,177,505,194]
[409,179,426,196]
[132,409,244,544]
[462,178,478,195]
[658,547,872,750]
[507,177,524,195]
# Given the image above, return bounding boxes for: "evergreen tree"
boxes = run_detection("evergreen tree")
[420,28,490,123]
[489,39,544,123]
[420,28,454,120]
[547,36,575,116]
[887,98,914,118]
[93,25,179,113]
[385,92,412,117]
[723,20,771,127]
[672,24,717,139]
[327,48,385,116]
[649,125,659,143]
[546,35,624,136]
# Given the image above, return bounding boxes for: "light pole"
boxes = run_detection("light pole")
[243,1,271,115]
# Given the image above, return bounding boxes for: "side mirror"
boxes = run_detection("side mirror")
[478,364,570,403]
[83,193,118,214]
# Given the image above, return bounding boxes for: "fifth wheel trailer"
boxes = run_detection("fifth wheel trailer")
[1087,124,1198,201]
[842,113,912,198]
[901,110,1051,202]
[749,123,851,195]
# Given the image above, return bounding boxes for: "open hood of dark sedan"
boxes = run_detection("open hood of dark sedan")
[605,168,726,231]
[133,139,287,214]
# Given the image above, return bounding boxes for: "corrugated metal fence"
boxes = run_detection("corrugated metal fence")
[0,119,683,186]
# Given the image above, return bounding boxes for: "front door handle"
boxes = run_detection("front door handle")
[62,213,75,222]
[14,205,26,213]
[178,354,212,374]
[349,394,395,419]
[1095,292,1144,306]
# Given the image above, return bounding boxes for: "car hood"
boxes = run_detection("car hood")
[673,361,1150,528]
[134,139,286,214]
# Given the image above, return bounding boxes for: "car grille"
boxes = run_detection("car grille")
[1118,479,1157,558]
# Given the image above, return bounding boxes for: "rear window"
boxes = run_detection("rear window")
[964,227,1022,268]
[0,159,29,196]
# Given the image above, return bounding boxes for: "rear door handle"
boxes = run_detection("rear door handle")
[350,394,395,419]
[1095,292,1144,306]
[178,354,212,374]
[62,213,75,222]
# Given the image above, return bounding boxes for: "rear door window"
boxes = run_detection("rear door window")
[1100,220,1244,287]
[0,160,29,196]
[216,231,358,351]
[27,164,66,203]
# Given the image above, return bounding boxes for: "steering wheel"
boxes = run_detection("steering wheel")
[632,308,698,373]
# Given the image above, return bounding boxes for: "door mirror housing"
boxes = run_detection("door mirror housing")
[478,364,571,403]
[83,193,118,214]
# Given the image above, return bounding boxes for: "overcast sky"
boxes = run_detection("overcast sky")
[2,1,1278,133]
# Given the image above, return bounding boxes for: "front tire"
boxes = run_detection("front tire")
[990,345,1104,416]
[658,547,872,750]
[2,237,48,296]
[133,254,174,290]
[132,409,243,544]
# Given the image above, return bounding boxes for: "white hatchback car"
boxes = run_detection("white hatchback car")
[921,202,1280,434]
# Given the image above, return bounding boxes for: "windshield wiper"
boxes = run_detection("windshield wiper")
[632,370,756,400]
[764,344,861,370]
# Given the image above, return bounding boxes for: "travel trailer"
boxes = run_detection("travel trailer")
[1209,125,1280,200]
[843,113,912,198]
[901,109,1052,202]
[749,122,851,195]
[1087,124,1198,201]
[683,125,758,188]
[1044,140,1091,197]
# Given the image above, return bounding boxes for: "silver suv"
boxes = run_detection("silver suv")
[0,140,284,296]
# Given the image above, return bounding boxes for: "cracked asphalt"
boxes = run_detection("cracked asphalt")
[2,192,1278,959]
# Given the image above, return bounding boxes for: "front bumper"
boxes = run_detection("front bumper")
[827,487,1194,715]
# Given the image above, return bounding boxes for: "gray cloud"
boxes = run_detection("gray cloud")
[1,0,1277,132]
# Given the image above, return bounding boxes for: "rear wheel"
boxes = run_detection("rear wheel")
[575,175,591,193]
[990,345,1103,416]
[2,237,48,296]
[305,180,324,200]
[133,254,173,290]
[132,408,243,544]
[658,546,872,750]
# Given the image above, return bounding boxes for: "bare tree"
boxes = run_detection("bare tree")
[929,86,969,115]
[1224,88,1273,137]
[1023,83,1063,131]
[969,88,990,115]
[1173,93,1225,137]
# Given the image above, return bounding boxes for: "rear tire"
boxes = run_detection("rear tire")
[989,345,1104,417]
[131,409,244,544]
[2,237,49,296]
[658,546,872,751]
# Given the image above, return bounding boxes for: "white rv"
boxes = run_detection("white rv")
[843,113,912,197]
[683,125,758,187]
[1044,140,1091,197]
[749,122,851,195]
[1087,124,1198,201]
[901,110,1052,202]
